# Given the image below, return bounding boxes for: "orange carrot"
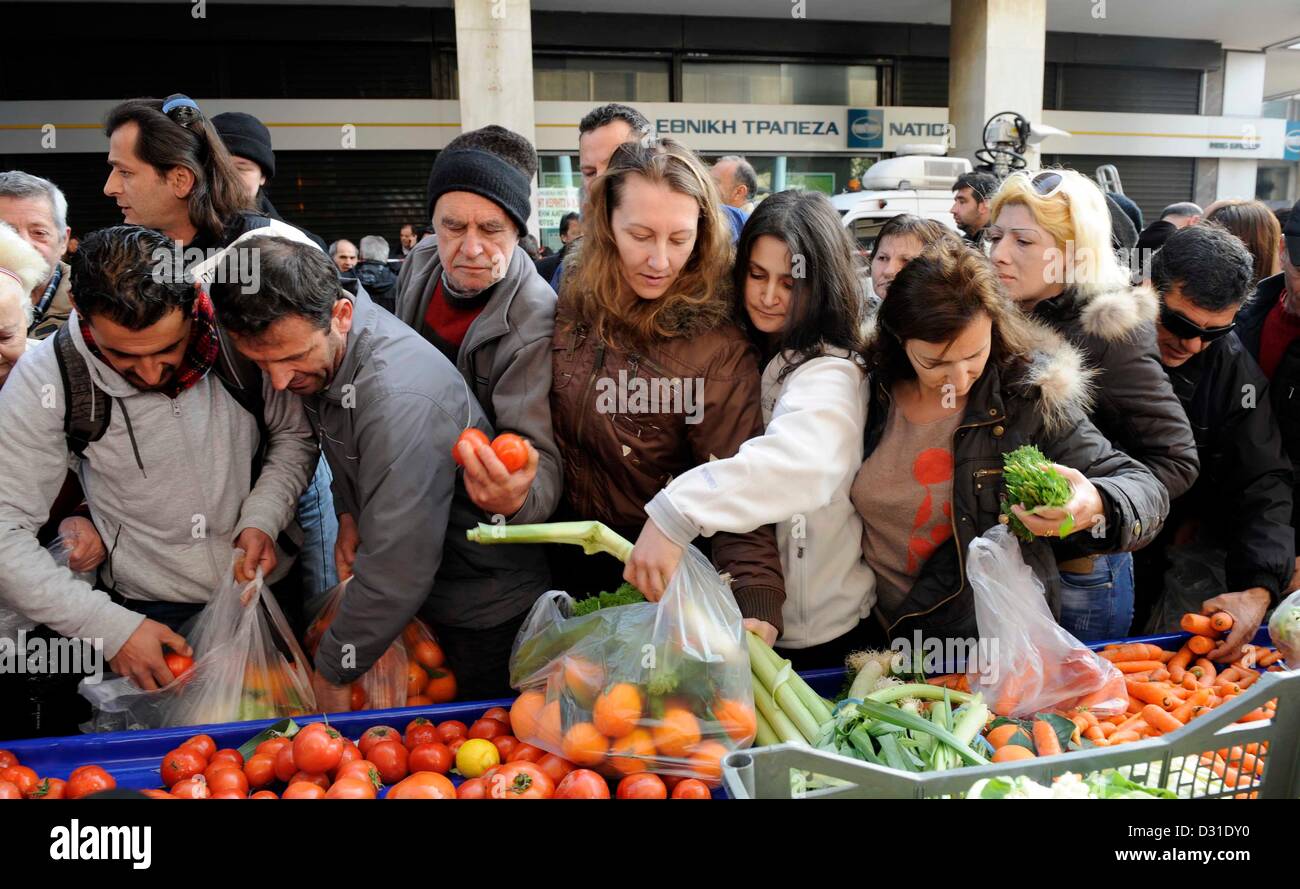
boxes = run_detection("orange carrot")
[1259,649,1283,667]
[1084,725,1106,742]
[1182,613,1217,635]
[1211,611,1234,632]
[1101,643,1165,662]
[1141,704,1184,734]
[1126,681,1176,709]
[1099,721,1118,737]
[1150,667,1171,682]
[1109,729,1140,744]
[1187,635,1215,655]
[1238,708,1271,722]
[1115,712,1148,734]
[1032,719,1062,756]
[1215,682,1242,697]
[1167,645,1194,682]
[1193,659,1217,687]
[1116,660,1164,674]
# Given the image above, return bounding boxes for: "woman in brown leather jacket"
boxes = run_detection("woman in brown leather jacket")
[549,137,785,629]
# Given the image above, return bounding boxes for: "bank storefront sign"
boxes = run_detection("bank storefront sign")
[1286,121,1300,163]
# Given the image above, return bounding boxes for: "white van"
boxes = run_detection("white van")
[833,149,970,255]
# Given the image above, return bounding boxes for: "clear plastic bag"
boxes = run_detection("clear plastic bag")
[0,534,99,640]
[507,545,754,785]
[302,577,411,711]
[964,525,1127,718]
[1143,543,1227,634]
[1268,588,1300,669]
[79,550,316,730]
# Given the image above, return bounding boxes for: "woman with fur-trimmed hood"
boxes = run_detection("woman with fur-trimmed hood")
[852,237,1168,642]
[985,169,1198,640]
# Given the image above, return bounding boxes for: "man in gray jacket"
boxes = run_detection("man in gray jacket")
[209,236,550,706]
[0,225,317,691]
[396,128,561,526]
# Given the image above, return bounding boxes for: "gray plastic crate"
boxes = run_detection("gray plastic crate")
[722,667,1300,799]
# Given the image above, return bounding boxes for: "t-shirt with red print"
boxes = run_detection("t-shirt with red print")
[851,404,963,616]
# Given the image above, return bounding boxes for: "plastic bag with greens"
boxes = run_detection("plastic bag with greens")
[1269,588,1300,668]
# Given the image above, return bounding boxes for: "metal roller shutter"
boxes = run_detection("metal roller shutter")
[895,57,948,107]
[1040,153,1196,225]
[0,153,124,238]
[1058,65,1201,115]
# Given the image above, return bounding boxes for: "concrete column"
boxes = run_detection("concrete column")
[454,0,538,234]
[948,0,1046,170]
[1216,50,1267,202]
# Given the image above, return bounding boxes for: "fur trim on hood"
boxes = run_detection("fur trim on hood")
[1073,280,1160,345]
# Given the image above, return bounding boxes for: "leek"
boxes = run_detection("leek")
[754,707,779,747]
[867,683,975,706]
[854,698,989,766]
[747,633,821,742]
[746,631,833,726]
[465,520,634,562]
[752,670,807,746]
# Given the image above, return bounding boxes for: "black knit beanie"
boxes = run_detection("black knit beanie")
[427,149,532,234]
[212,112,276,180]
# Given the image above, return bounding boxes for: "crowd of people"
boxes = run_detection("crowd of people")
[1,93,1297,739]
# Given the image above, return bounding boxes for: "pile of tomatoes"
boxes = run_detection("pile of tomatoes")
[0,750,116,800]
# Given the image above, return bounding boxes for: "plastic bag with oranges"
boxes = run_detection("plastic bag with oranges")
[507,545,754,785]
[303,577,455,711]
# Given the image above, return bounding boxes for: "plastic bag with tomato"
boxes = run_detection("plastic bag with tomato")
[303,577,453,710]
[963,525,1127,718]
[507,545,754,785]
[79,550,317,730]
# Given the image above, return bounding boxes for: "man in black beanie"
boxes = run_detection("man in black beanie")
[211,111,327,251]
[395,130,562,530]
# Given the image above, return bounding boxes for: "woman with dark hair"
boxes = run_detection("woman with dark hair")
[1205,199,1282,289]
[868,214,953,303]
[851,237,1168,640]
[623,189,874,664]
[551,137,785,630]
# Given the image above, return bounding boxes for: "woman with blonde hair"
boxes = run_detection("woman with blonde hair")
[0,221,47,389]
[550,137,785,628]
[986,168,1197,640]
[1205,199,1282,288]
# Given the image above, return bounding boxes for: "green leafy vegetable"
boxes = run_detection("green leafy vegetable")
[999,444,1074,541]
[571,582,645,616]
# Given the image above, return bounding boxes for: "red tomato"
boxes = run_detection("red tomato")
[243,754,276,789]
[554,769,611,799]
[210,790,247,800]
[386,772,456,799]
[140,789,177,800]
[0,750,17,770]
[489,762,555,800]
[537,754,575,786]
[250,790,278,799]
[274,744,298,783]
[335,761,382,790]
[66,766,117,800]
[507,743,544,763]
[164,652,194,681]
[206,766,250,797]
[456,777,488,799]
[358,725,402,757]
[435,720,468,743]
[482,706,512,730]
[408,743,453,774]
[452,428,490,467]
[282,781,326,800]
[0,765,38,796]
[491,433,529,473]
[325,777,377,799]
[289,771,331,791]
[254,737,291,760]
[209,749,244,769]
[616,773,667,800]
[293,724,344,774]
[0,780,22,800]
[447,737,467,756]
[158,745,207,788]
[350,684,367,711]
[181,734,217,761]
[330,741,363,780]
[170,776,209,800]
[670,778,712,799]
[468,717,508,740]
[28,777,66,799]
[491,736,519,761]
[404,718,439,750]
[368,740,409,784]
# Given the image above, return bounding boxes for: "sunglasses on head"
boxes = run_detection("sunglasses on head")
[1159,303,1236,343]
[1010,170,1064,199]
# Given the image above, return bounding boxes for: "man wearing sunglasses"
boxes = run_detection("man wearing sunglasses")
[1145,224,1294,659]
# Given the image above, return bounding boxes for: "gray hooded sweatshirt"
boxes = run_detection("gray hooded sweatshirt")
[0,315,318,659]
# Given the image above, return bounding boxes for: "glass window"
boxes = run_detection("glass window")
[682,62,879,105]
[534,56,670,102]
[700,154,879,200]
[1257,162,1295,208]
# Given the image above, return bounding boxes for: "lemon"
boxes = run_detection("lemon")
[455,738,500,778]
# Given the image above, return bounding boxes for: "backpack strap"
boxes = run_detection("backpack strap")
[53,324,112,457]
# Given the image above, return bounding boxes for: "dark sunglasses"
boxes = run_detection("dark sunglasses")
[1159,303,1236,343]
[1030,170,1063,197]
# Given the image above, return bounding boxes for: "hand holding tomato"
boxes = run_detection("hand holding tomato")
[110,619,192,691]
[458,432,539,519]
[312,671,354,714]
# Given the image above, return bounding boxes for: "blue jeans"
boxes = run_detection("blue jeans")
[296,457,340,602]
[1057,551,1135,642]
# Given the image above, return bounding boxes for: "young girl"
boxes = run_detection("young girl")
[987,169,1196,640]
[624,189,875,667]
[851,236,1168,641]
[550,137,785,627]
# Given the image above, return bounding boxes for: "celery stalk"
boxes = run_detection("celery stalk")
[465,520,634,562]
[754,707,779,747]
[747,634,821,742]
[751,671,807,746]
[866,683,975,706]
[746,631,833,726]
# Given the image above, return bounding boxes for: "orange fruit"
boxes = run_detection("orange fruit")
[651,707,701,759]
[986,723,1025,750]
[509,690,546,743]
[406,695,433,707]
[607,729,656,776]
[593,683,643,739]
[991,744,1037,762]
[536,700,563,748]
[563,656,605,708]
[713,699,757,745]
[406,661,428,698]
[561,722,609,767]
[424,668,457,704]
[688,740,730,784]
[413,639,445,671]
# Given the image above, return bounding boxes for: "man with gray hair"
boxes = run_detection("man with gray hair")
[1162,202,1203,227]
[352,235,398,313]
[329,239,357,274]
[710,155,758,213]
[1137,201,1205,253]
[0,171,73,340]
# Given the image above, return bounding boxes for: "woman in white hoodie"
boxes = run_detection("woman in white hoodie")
[624,189,878,668]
